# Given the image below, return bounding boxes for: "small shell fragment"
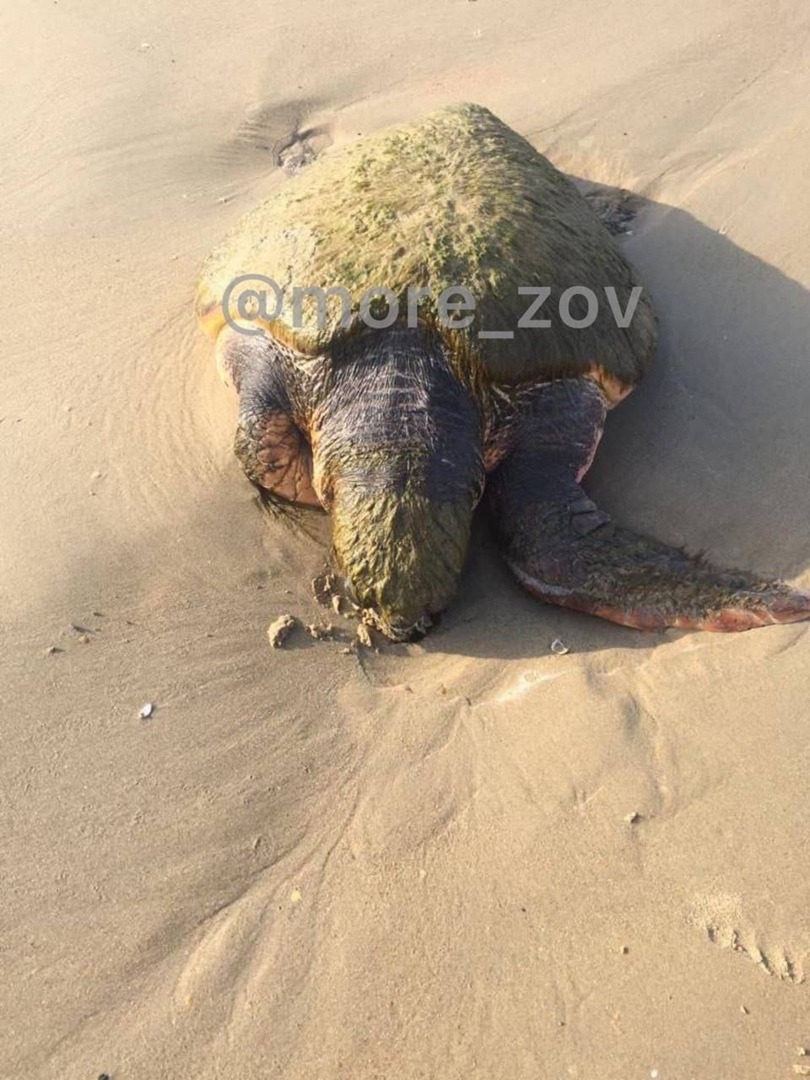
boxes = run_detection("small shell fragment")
[550,638,570,655]
[139,702,154,719]
[267,614,297,648]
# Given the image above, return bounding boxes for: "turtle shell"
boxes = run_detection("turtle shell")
[196,103,656,387]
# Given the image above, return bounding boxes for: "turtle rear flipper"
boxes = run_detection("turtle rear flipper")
[488,376,810,631]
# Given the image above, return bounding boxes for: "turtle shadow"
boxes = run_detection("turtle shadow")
[423,190,810,661]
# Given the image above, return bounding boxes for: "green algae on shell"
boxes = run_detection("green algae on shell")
[197,103,656,387]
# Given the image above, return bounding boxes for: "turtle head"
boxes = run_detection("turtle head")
[331,487,475,641]
[314,328,484,641]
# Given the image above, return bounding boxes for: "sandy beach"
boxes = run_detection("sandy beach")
[2,0,809,1076]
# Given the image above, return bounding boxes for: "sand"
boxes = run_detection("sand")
[1,0,809,1076]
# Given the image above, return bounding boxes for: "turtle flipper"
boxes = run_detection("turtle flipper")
[495,498,810,631]
[217,327,321,508]
[488,377,810,632]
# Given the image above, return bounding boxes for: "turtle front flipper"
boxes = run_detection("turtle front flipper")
[217,327,321,508]
[488,376,810,632]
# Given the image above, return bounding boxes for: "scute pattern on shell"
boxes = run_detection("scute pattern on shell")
[197,103,657,387]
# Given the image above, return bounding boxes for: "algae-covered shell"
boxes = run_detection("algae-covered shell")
[196,103,656,387]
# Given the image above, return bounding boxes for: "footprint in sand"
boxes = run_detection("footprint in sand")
[690,892,807,984]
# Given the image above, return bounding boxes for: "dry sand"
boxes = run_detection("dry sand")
[2,1,809,1077]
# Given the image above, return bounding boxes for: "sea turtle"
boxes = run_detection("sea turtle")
[196,103,809,641]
